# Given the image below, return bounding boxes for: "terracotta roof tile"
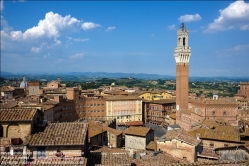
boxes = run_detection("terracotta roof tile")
[150,99,175,104]
[89,146,130,166]
[0,108,37,121]
[88,121,106,138]
[106,127,123,136]
[188,124,241,142]
[168,113,176,119]
[125,121,143,126]
[176,132,201,146]
[126,126,151,137]
[146,141,157,151]
[29,122,88,146]
[0,86,15,92]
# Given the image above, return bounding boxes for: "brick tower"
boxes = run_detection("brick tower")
[174,23,191,124]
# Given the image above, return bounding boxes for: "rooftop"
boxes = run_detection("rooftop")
[149,99,176,104]
[88,147,130,166]
[0,86,15,92]
[0,108,37,122]
[105,127,123,136]
[88,121,107,138]
[125,126,151,137]
[125,121,143,126]
[146,141,157,151]
[188,121,241,142]
[28,122,88,146]
[105,95,142,101]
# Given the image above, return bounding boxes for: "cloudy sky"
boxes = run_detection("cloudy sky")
[1,1,249,77]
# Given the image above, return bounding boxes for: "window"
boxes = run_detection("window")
[37,147,46,159]
[223,111,226,116]
[224,144,229,147]
[210,142,214,148]
[212,111,215,116]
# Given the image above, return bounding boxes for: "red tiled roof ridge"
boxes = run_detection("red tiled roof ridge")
[0,108,37,121]
[126,126,151,137]
[29,122,88,146]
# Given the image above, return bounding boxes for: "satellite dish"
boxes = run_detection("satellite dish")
[195,108,198,114]
[176,105,179,111]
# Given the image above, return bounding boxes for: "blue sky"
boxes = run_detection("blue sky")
[1,0,249,77]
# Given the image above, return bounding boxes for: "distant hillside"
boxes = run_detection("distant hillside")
[1,71,249,82]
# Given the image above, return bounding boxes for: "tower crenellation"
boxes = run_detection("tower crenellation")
[174,23,191,64]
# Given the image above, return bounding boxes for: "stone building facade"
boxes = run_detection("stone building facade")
[0,108,43,142]
[77,96,106,121]
[125,126,154,155]
[157,130,201,163]
[106,96,143,123]
[234,82,249,110]
[28,122,88,159]
[139,91,172,101]
[144,99,175,125]
[28,81,40,96]
[188,98,238,129]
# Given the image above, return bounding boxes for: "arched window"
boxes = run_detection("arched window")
[223,111,226,116]
[7,123,20,138]
[212,111,215,116]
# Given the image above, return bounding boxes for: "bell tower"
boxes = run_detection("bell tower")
[174,23,191,124]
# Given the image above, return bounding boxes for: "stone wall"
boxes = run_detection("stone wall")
[47,81,59,89]
[125,135,146,155]
[29,146,83,159]
[2,123,31,143]
[29,86,39,96]
[202,139,243,149]
[157,139,196,162]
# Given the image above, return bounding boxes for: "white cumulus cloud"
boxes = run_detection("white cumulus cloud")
[70,53,84,59]
[105,26,116,32]
[81,22,101,30]
[204,1,249,33]
[178,14,202,22]
[73,38,89,42]
[167,24,176,30]
[217,44,249,57]
[31,43,46,53]
[1,0,3,11]
[23,11,81,39]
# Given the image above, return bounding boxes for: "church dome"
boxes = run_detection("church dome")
[20,76,28,88]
